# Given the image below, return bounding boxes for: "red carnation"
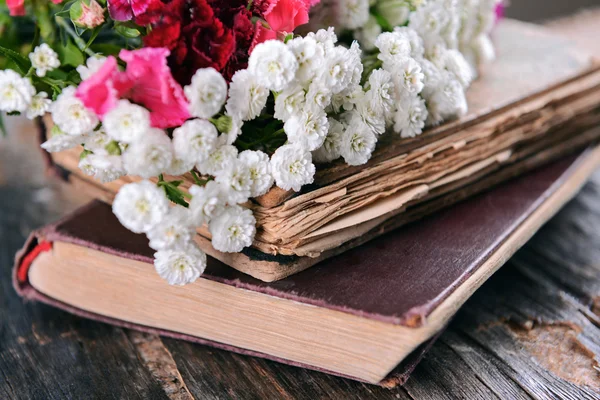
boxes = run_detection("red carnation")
[137,0,255,84]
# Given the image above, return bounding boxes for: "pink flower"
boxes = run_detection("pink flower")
[252,0,319,47]
[107,0,155,21]
[495,3,504,22]
[119,48,190,128]
[76,48,190,129]
[7,0,25,16]
[76,57,126,117]
[71,0,105,29]
[265,0,309,34]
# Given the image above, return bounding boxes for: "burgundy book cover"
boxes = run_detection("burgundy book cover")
[13,148,599,386]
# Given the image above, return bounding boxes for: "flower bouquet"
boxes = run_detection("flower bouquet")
[1,0,524,285]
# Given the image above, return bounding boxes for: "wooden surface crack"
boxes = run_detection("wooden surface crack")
[126,331,195,400]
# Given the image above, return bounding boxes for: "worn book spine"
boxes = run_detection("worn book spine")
[12,221,437,387]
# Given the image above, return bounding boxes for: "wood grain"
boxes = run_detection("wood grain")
[1,171,599,399]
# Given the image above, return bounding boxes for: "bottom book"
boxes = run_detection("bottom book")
[13,146,600,386]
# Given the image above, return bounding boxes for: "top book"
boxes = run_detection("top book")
[46,20,600,281]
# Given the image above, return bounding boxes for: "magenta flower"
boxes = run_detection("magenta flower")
[106,0,154,21]
[76,48,190,129]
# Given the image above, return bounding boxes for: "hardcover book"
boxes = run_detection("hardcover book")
[15,146,600,385]
[44,20,600,281]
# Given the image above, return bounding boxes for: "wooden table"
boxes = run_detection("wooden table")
[2,8,600,400]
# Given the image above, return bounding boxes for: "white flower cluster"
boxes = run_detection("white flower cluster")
[307,0,500,73]
[0,44,60,119]
[31,0,499,286]
[42,63,270,285]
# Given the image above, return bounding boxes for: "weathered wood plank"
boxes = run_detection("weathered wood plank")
[0,186,169,400]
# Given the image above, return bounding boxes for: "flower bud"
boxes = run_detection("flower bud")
[70,0,105,29]
[211,115,233,134]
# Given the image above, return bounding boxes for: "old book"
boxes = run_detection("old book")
[44,20,600,281]
[15,146,600,385]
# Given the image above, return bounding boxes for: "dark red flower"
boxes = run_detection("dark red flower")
[137,0,256,85]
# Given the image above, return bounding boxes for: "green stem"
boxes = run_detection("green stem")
[32,0,55,42]
[55,16,96,57]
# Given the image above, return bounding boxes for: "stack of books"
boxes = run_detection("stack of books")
[14,20,600,385]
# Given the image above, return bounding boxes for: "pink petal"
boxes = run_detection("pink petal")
[119,48,190,128]
[76,56,126,117]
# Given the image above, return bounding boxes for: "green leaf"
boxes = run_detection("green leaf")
[57,39,85,67]
[0,113,6,137]
[372,12,393,32]
[84,25,103,51]
[114,22,141,38]
[162,185,189,208]
[0,44,31,75]
[90,43,121,57]
[66,69,82,85]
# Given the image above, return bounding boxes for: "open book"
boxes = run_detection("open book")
[15,146,600,385]
[44,20,600,281]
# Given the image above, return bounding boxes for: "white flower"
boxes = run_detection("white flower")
[427,76,468,125]
[79,153,125,183]
[26,92,51,119]
[340,112,377,166]
[274,85,305,122]
[76,55,107,80]
[393,94,428,138]
[103,100,151,143]
[0,69,35,113]
[440,49,473,88]
[197,144,238,176]
[306,27,338,53]
[338,0,370,29]
[471,34,496,65]
[419,58,444,99]
[112,180,169,234]
[312,119,344,163]
[123,128,173,178]
[83,129,112,155]
[287,36,325,84]
[215,161,252,204]
[329,85,364,114]
[189,181,223,225]
[154,244,206,286]
[409,1,451,38]
[284,109,329,151]
[239,150,273,197]
[375,32,412,66]
[390,57,425,95]
[376,0,410,27]
[165,157,195,176]
[225,69,269,121]
[172,119,218,165]
[185,68,228,119]
[29,44,60,77]
[217,114,243,146]
[366,69,395,120]
[248,40,298,92]
[355,99,386,136]
[209,205,256,253]
[270,143,315,192]
[50,87,98,136]
[393,27,425,59]
[305,80,332,111]
[147,206,196,251]
[40,128,83,152]
[354,15,382,51]
[318,46,360,94]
